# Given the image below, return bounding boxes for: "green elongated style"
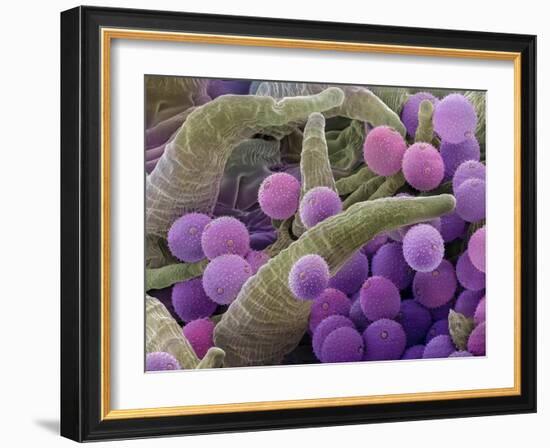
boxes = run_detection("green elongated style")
[146,296,225,369]
[256,82,406,136]
[415,99,435,143]
[214,194,456,367]
[326,120,366,176]
[342,175,385,209]
[196,347,226,369]
[146,295,200,369]
[368,172,406,201]
[335,166,377,196]
[265,219,294,258]
[145,259,208,291]
[293,113,336,237]
[368,86,410,115]
[146,88,345,249]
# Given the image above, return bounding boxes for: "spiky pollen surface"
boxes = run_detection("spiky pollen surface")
[402,224,445,272]
[363,318,406,361]
[182,318,215,359]
[299,186,343,229]
[455,290,484,318]
[413,259,457,309]
[328,251,369,295]
[456,251,486,291]
[363,125,407,176]
[452,160,486,192]
[402,142,444,191]
[359,276,401,321]
[433,94,477,144]
[371,242,414,290]
[320,326,364,363]
[468,226,486,273]
[167,213,212,262]
[440,136,480,180]
[467,322,486,356]
[455,178,486,222]
[289,254,330,301]
[245,250,270,274]
[201,216,250,260]
[423,335,456,358]
[401,344,425,360]
[425,319,450,344]
[474,297,486,325]
[397,299,432,347]
[440,211,467,242]
[258,172,301,220]
[202,254,252,305]
[312,315,355,360]
[309,288,351,332]
[145,351,181,371]
[172,277,217,323]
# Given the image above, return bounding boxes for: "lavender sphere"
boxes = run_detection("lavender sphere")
[289,254,330,301]
[398,217,441,241]
[440,211,467,242]
[168,213,212,262]
[245,250,270,274]
[402,224,445,272]
[363,319,407,361]
[309,288,352,332]
[455,178,486,222]
[182,318,215,359]
[449,350,473,357]
[258,172,301,220]
[299,186,342,229]
[455,289,484,318]
[425,319,450,344]
[362,233,389,256]
[201,216,250,260]
[423,335,455,359]
[452,160,486,192]
[474,296,486,325]
[349,298,370,332]
[430,298,455,321]
[146,352,181,371]
[312,315,355,360]
[402,142,445,191]
[371,242,414,290]
[413,260,457,309]
[468,226,486,273]
[202,254,252,305]
[359,276,401,321]
[402,344,426,360]
[397,299,433,347]
[363,125,407,176]
[456,251,485,291]
[320,326,364,363]
[328,251,369,295]
[433,94,477,144]
[467,322,486,356]
[172,278,217,323]
[401,92,439,137]
[440,136,480,180]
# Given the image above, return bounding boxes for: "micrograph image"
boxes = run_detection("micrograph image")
[144,77,486,371]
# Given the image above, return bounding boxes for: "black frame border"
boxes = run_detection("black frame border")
[60,5,536,442]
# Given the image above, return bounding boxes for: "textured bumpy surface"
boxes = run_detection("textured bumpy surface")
[146,296,225,369]
[293,113,337,236]
[214,194,455,366]
[146,88,345,264]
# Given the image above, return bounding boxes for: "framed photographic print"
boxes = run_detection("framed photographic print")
[60,6,537,442]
